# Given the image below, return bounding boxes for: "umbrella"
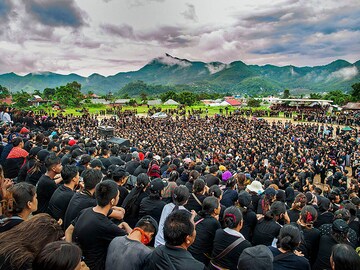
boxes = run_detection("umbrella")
[342,126,352,131]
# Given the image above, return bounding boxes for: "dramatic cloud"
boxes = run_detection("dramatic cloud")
[25,0,85,28]
[328,66,359,81]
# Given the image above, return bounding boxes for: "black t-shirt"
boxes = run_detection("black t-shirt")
[220,188,238,208]
[125,160,140,175]
[211,228,252,270]
[252,218,281,246]
[139,196,166,224]
[122,189,148,228]
[297,225,320,266]
[47,185,75,223]
[287,209,301,223]
[314,212,334,228]
[204,174,220,187]
[117,185,129,207]
[313,235,345,270]
[240,209,257,242]
[36,175,57,214]
[185,193,206,213]
[72,208,126,270]
[269,246,311,270]
[64,191,96,230]
[0,216,23,233]
[188,215,221,264]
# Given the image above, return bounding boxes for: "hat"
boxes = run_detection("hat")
[132,151,139,159]
[90,159,105,169]
[238,191,252,208]
[264,187,277,197]
[150,178,168,192]
[237,245,273,270]
[332,219,349,234]
[68,139,76,146]
[222,170,232,181]
[183,157,192,164]
[79,154,91,165]
[246,180,264,194]
[20,127,30,134]
[138,152,144,161]
[148,164,160,178]
[219,165,226,171]
[154,155,161,161]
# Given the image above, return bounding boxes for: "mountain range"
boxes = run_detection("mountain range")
[0,54,359,96]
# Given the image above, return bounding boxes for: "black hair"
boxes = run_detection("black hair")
[208,185,223,198]
[193,178,205,194]
[123,173,149,214]
[9,183,36,214]
[331,244,360,270]
[32,241,81,270]
[60,165,78,185]
[44,153,61,171]
[81,169,103,190]
[12,137,23,147]
[198,196,219,218]
[95,180,119,207]
[300,205,318,228]
[265,201,286,220]
[223,206,242,229]
[209,165,218,174]
[135,215,158,235]
[173,185,190,208]
[277,224,301,252]
[226,177,237,188]
[168,170,179,182]
[163,210,194,246]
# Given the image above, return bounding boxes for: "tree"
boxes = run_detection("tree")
[140,92,148,104]
[33,89,42,97]
[43,88,55,100]
[283,89,290,99]
[0,85,11,99]
[351,82,360,101]
[247,98,261,107]
[176,92,198,106]
[310,93,323,99]
[13,90,31,108]
[127,99,137,106]
[54,81,83,107]
[323,90,351,105]
[160,91,177,103]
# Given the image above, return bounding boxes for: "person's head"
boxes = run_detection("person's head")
[0,214,64,269]
[198,196,220,218]
[12,137,24,148]
[163,210,195,249]
[209,165,218,175]
[238,245,274,270]
[277,224,301,252]
[292,193,307,210]
[112,167,129,184]
[44,153,62,174]
[173,185,190,206]
[334,209,351,223]
[61,165,79,186]
[81,169,103,191]
[8,182,37,215]
[331,219,350,244]
[168,170,179,182]
[223,206,243,230]
[95,180,119,207]
[265,201,286,221]
[133,215,158,245]
[192,178,206,194]
[238,190,252,210]
[136,173,150,189]
[32,241,83,270]
[299,205,318,228]
[330,244,360,270]
[90,159,105,171]
[208,185,223,200]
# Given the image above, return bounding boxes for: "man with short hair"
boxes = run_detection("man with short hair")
[66,180,132,270]
[204,165,220,187]
[146,210,206,270]
[35,153,63,214]
[47,165,79,223]
[106,215,158,270]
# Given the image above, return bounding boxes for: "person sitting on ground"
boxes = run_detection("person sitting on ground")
[238,190,257,242]
[32,241,89,270]
[0,213,63,270]
[188,196,221,265]
[185,178,208,213]
[268,224,311,270]
[210,206,252,270]
[3,137,28,179]
[145,210,206,270]
[330,243,360,270]
[66,180,132,270]
[0,182,37,233]
[112,167,129,207]
[106,215,158,270]
[237,245,274,270]
[287,193,307,223]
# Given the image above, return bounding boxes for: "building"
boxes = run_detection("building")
[164,99,179,105]
[147,99,162,106]
[342,102,360,110]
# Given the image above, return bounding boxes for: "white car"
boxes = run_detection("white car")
[150,112,168,119]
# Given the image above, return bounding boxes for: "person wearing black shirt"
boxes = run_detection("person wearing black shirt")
[35,154,62,214]
[238,191,257,242]
[185,179,207,213]
[48,165,79,224]
[64,169,103,230]
[204,165,220,187]
[66,180,132,270]
[211,206,252,270]
[125,152,140,175]
[145,210,206,270]
[188,197,221,265]
[139,178,167,224]
[252,201,290,246]
[112,167,129,207]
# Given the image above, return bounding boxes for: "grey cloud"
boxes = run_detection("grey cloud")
[25,0,85,28]
[128,0,166,7]
[101,23,135,39]
[181,3,198,22]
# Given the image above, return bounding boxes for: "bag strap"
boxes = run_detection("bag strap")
[195,218,204,226]
[274,252,292,261]
[192,193,203,207]
[213,236,245,262]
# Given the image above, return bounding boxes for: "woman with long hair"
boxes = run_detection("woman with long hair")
[287,193,307,223]
[162,170,179,203]
[185,178,207,213]
[0,213,64,270]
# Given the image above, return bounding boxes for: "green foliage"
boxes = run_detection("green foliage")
[140,92,148,103]
[13,90,31,108]
[283,89,290,99]
[160,91,177,103]
[323,90,352,105]
[351,82,360,101]
[176,92,198,106]
[309,93,323,99]
[43,88,55,100]
[247,98,261,107]
[127,99,137,106]
[54,81,83,107]
[0,85,11,99]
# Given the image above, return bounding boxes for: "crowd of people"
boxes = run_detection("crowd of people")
[0,105,359,270]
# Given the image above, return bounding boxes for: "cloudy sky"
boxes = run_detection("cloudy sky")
[0,0,359,76]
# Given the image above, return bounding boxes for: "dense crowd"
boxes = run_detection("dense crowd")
[0,106,359,270]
